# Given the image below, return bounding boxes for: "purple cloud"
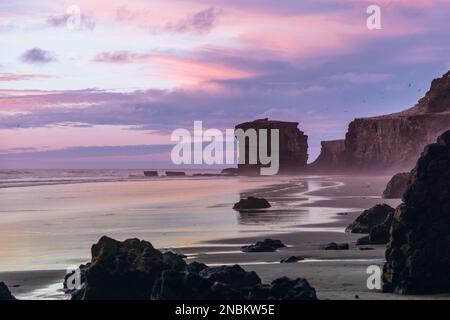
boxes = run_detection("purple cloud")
[46,13,96,31]
[93,51,150,64]
[20,48,57,65]
[165,7,222,33]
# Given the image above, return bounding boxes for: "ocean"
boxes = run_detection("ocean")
[0,170,395,272]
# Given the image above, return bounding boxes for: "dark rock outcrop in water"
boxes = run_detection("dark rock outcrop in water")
[383,130,450,294]
[233,197,271,211]
[165,171,185,176]
[312,71,450,171]
[280,256,304,263]
[0,282,16,300]
[346,204,395,234]
[71,236,317,300]
[144,171,158,177]
[235,118,308,175]
[241,239,286,253]
[323,242,349,250]
[382,172,410,198]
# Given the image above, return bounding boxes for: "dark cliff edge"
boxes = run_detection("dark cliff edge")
[311,70,450,173]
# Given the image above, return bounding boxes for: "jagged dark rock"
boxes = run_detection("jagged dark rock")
[165,171,186,177]
[323,242,349,250]
[309,139,346,170]
[356,236,370,246]
[143,171,158,177]
[248,277,317,300]
[346,204,395,234]
[233,197,271,211]
[71,236,186,300]
[70,236,317,300]
[280,256,304,263]
[0,282,16,300]
[241,239,286,253]
[382,172,410,198]
[235,118,308,175]
[199,265,261,289]
[383,130,450,294]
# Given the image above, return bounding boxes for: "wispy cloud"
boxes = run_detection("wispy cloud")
[164,7,222,33]
[0,73,51,82]
[92,51,151,64]
[46,13,96,31]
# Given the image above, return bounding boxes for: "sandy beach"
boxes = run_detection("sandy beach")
[1,174,449,300]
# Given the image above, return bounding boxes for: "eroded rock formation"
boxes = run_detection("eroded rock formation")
[382,172,410,199]
[235,118,308,175]
[346,204,395,234]
[71,236,317,300]
[310,139,346,170]
[0,282,16,300]
[382,130,450,294]
[312,71,450,172]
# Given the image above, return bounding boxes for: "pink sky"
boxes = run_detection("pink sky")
[1,0,450,168]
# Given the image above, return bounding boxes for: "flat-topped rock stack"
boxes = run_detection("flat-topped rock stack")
[235,118,308,175]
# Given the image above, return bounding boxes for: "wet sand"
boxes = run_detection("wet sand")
[2,175,449,300]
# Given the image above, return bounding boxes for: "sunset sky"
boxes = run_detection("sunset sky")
[1,0,450,168]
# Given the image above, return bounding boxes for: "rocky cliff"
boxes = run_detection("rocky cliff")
[235,118,308,175]
[382,130,450,294]
[310,139,346,170]
[312,70,450,172]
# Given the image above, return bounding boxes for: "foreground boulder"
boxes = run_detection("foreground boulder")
[241,239,286,253]
[383,130,450,294]
[71,236,186,299]
[248,277,317,300]
[71,236,317,300]
[233,197,271,211]
[346,204,395,234]
[382,172,410,198]
[0,282,16,300]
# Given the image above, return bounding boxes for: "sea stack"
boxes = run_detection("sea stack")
[382,130,450,294]
[235,118,308,175]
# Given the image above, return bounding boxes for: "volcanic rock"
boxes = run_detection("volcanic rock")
[233,197,271,210]
[71,236,186,299]
[165,171,186,177]
[280,256,304,263]
[235,118,308,175]
[0,282,16,300]
[144,171,158,177]
[323,242,349,250]
[248,277,317,300]
[241,239,286,253]
[346,204,395,234]
[382,130,450,294]
[70,236,317,300]
[382,172,410,198]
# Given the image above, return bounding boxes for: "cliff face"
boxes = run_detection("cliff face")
[345,113,450,170]
[382,130,450,294]
[235,118,308,175]
[313,70,450,172]
[310,139,346,170]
